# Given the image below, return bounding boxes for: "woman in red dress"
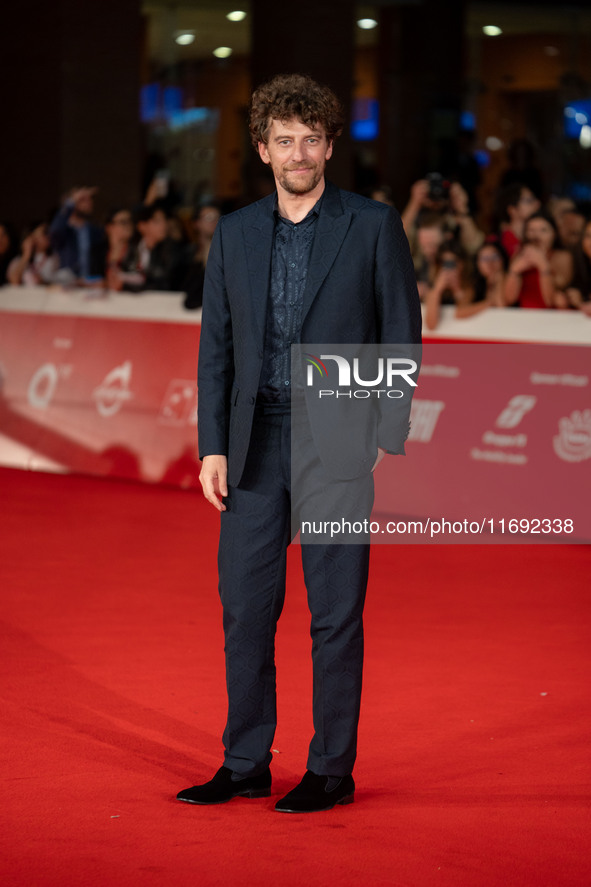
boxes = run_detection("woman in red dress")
[504,212,572,309]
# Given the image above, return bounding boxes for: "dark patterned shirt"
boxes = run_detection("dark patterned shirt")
[257,197,322,404]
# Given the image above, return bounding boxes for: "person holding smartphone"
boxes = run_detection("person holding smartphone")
[424,242,475,329]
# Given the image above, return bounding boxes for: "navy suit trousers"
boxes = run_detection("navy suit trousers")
[218,407,372,777]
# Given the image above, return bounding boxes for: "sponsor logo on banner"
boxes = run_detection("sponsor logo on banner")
[419,364,460,379]
[470,394,536,466]
[495,395,537,429]
[530,372,588,387]
[407,399,445,442]
[52,338,73,350]
[553,410,591,463]
[28,362,73,409]
[92,361,134,417]
[158,380,198,426]
[470,448,528,465]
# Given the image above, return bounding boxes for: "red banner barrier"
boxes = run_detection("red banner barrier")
[0,311,200,487]
[1,297,589,541]
[373,342,591,542]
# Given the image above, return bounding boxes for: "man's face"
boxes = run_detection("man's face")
[258,118,332,196]
[75,194,94,219]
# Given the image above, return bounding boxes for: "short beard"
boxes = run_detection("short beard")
[278,164,323,195]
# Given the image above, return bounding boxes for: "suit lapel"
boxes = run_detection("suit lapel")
[242,194,275,347]
[241,183,351,342]
[302,181,352,322]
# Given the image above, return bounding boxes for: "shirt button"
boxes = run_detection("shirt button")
[290,262,296,268]
[284,380,290,386]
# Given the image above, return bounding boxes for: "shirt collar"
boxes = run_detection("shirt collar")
[273,191,324,226]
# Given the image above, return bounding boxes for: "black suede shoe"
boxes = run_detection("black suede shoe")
[274,770,355,813]
[177,766,272,805]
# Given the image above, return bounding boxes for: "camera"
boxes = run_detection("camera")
[426,172,450,203]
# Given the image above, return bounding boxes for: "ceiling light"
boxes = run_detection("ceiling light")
[213,46,233,59]
[226,11,247,22]
[357,18,378,30]
[175,31,195,46]
[482,25,502,37]
[580,125,591,149]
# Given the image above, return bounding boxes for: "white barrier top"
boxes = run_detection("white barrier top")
[0,285,200,324]
[1,285,591,343]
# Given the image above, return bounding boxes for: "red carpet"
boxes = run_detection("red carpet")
[1,467,589,886]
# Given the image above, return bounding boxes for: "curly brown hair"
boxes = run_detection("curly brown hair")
[249,73,344,147]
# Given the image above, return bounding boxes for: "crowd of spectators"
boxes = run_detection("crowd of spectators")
[394,175,591,328]
[0,181,222,311]
[1,168,591,327]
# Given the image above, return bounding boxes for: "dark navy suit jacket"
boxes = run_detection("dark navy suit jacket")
[197,181,422,487]
[49,202,105,278]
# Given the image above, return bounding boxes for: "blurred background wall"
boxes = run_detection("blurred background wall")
[1,0,590,229]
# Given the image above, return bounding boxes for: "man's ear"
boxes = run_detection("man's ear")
[326,140,333,161]
[258,142,270,165]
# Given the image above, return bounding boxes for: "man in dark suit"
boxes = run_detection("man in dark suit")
[177,74,421,813]
[49,186,105,281]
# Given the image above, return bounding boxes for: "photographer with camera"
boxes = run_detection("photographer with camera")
[402,174,485,260]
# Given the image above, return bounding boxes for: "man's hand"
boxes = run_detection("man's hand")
[372,447,386,472]
[199,455,228,511]
[408,179,430,209]
[70,186,97,205]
